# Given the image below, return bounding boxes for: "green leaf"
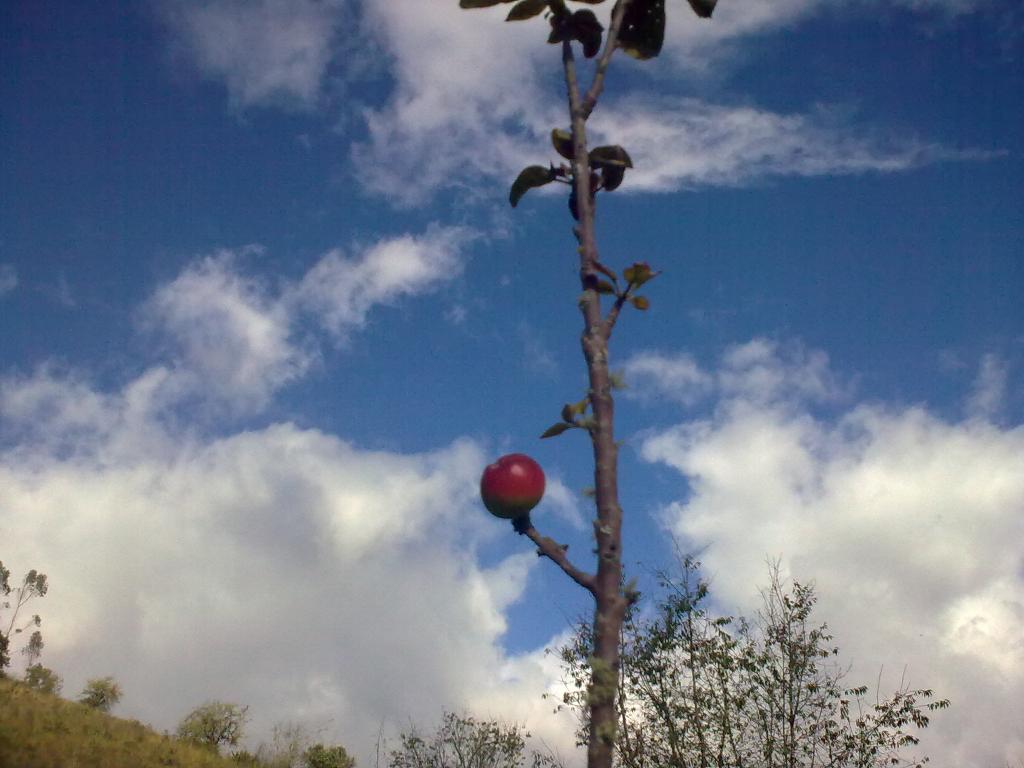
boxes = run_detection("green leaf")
[541,422,574,439]
[595,279,616,294]
[548,9,603,58]
[551,128,574,160]
[506,0,546,20]
[617,0,665,60]
[600,164,625,192]
[509,165,556,207]
[629,295,650,310]
[560,399,589,422]
[571,9,603,57]
[684,0,717,18]
[623,261,655,286]
[589,145,633,169]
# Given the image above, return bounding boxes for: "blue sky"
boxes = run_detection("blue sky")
[1,0,1022,764]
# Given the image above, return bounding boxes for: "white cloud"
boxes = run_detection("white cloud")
[145,248,312,413]
[0,365,184,462]
[966,352,1008,419]
[636,340,1024,766]
[625,339,845,407]
[588,98,988,191]
[0,366,116,450]
[540,475,586,531]
[135,228,471,415]
[623,350,713,406]
[662,0,994,68]
[0,264,17,297]
[289,227,474,339]
[159,0,345,110]
[518,323,558,377]
[716,338,846,403]
[886,0,995,14]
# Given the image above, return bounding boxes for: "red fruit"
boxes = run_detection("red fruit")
[480,453,546,520]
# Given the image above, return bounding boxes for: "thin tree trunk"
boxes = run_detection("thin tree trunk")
[561,28,629,768]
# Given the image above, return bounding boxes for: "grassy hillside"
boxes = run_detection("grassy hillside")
[0,676,241,768]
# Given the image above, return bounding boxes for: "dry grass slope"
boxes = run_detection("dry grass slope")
[0,677,241,768]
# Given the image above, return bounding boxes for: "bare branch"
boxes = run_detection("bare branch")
[563,40,584,122]
[513,516,596,594]
[582,0,632,119]
[602,283,635,338]
[563,40,599,279]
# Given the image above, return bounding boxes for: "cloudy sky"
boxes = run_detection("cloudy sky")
[2,0,1022,764]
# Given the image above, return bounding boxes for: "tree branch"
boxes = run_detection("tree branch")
[563,40,599,288]
[602,282,636,339]
[513,515,596,594]
[563,39,584,122]
[581,0,632,120]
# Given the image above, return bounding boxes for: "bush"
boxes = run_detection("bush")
[78,676,123,713]
[304,743,356,768]
[23,663,62,695]
[178,701,249,753]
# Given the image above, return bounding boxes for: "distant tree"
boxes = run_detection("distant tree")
[177,700,249,753]
[23,663,62,696]
[0,559,48,674]
[254,721,308,768]
[20,626,44,666]
[304,743,356,768]
[253,721,316,768]
[388,711,552,768]
[558,560,950,768]
[78,676,123,713]
[246,719,356,768]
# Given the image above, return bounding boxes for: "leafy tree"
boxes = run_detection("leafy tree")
[177,700,250,753]
[454,4,719,768]
[78,675,123,712]
[558,560,950,768]
[304,743,356,768]
[388,711,552,768]
[23,663,62,696]
[0,559,49,674]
